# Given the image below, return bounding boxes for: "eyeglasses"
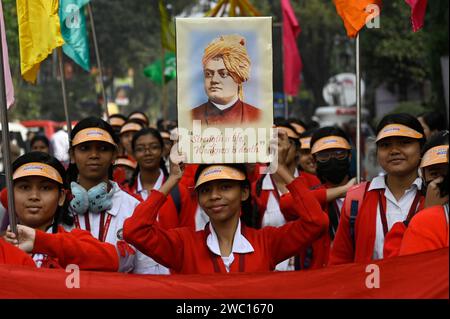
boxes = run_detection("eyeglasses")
[134,145,161,154]
[314,149,349,163]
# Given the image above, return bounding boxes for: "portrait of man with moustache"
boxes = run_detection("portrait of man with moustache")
[191,34,261,126]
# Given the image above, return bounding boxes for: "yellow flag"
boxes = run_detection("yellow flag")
[16,0,65,83]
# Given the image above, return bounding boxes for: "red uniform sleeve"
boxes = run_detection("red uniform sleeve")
[329,196,356,265]
[263,177,328,267]
[399,206,448,256]
[0,238,36,267]
[279,193,298,221]
[33,229,119,271]
[311,188,328,209]
[123,190,185,272]
[158,195,180,230]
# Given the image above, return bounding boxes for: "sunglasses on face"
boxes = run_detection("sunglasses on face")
[314,149,349,163]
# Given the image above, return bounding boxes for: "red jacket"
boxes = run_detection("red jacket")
[399,205,449,256]
[32,226,119,271]
[0,238,35,267]
[298,171,322,189]
[123,178,328,274]
[330,188,424,265]
[191,100,261,125]
[277,186,330,269]
[123,181,181,230]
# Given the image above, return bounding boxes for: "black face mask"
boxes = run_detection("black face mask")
[316,158,351,185]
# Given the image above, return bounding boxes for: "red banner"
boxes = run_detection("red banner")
[0,248,448,299]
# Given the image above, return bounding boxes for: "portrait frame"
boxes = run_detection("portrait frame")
[176,17,273,164]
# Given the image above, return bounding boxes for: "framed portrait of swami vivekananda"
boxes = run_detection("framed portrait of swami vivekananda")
[176,17,273,164]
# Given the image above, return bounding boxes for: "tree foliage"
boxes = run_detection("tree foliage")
[1,0,448,123]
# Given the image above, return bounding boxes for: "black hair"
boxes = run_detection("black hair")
[12,151,73,231]
[30,135,50,149]
[418,111,448,132]
[289,118,308,131]
[128,111,150,127]
[66,117,119,184]
[376,113,426,147]
[194,164,257,229]
[128,128,168,187]
[299,128,316,139]
[421,130,449,156]
[310,126,352,150]
[109,113,127,121]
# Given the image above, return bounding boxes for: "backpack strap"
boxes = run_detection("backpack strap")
[345,181,370,249]
[170,184,181,215]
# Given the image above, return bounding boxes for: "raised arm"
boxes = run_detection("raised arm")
[265,131,328,265]
[123,157,186,272]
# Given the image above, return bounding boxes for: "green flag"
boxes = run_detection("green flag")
[59,0,90,71]
[159,0,176,52]
[144,52,176,86]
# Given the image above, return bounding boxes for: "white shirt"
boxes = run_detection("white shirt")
[195,205,210,231]
[261,169,299,228]
[33,226,54,268]
[336,197,344,212]
[136,169,164,201]
[370,175,423,260]
[66,181,169,275]
[211,96,239,111]
[261,169,299,271]
[206,221,254,273]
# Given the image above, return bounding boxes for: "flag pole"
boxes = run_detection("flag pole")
[87,3,109,119]
[57,47,72,139]
[355,33,362,183]
[162,46,168,121]
[279,20,289,120]
[0,23,17,236]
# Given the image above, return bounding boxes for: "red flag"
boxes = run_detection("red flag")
[405,0,428,32]
[333,0,381,38]
[281,0,302,97]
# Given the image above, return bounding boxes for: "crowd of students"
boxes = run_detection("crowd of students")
[0,110,448,278]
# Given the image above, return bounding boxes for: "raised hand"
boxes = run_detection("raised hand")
[4,224,36,253]
[425,176,449,208]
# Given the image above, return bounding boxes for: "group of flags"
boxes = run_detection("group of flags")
[1,0,91,101]
[334,0,428,38]
[0,0,432,108]
[284,0,429,96]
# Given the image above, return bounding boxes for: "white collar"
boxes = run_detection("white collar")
[206,220,254,256]
[108,181,122,217]
[210,96,239,111]
[368,174,423,192]
[137,169,164,192]
[262,168,299,191]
